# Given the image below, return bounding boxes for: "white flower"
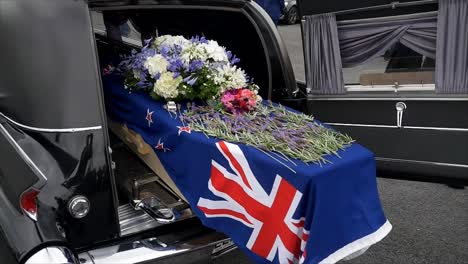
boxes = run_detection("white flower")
[180,43,209,64]
[180,40,228,64]
[256,95,263,103]
[153,35,189,49]
[153,72,182,99]
[133,69,141,79]
[213,65,247,92]
[203,40,228,62]
[144,54,169,76]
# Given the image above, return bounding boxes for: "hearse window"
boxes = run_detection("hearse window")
[303,0,467,95]
[342,42,435,92]
[339,12,436,92]
[90,11,142,47]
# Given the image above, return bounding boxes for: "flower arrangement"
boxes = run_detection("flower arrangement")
[221,88,262,114]
[119,35,260,113]
[182,102,354,166]
[116,34,353,164]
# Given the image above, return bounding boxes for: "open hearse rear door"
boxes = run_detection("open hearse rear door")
[297,0,468,183]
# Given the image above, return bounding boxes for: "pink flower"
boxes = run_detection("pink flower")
[221,92,235,104]
[240,89,252,98]
[248,98,257,108]
[221,88,258,114]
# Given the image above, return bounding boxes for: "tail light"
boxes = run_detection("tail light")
[20,188,40,221]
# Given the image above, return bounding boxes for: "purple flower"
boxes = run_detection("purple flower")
[190,35,209,44]
[153,72,161,80]
[230,55,240,65]
[186,77,198,86]
[140,71,148,81]
[173,72,181,78]
[143,38,153,47]
[226,51,232,60]
[173,45,183,54]
[160,46,170,57]
[136,80,151,89]
[168,59,184,72]
[188,60,204,72]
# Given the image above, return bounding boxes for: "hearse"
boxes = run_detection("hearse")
[298,0,468,183]
[0,0,466,263]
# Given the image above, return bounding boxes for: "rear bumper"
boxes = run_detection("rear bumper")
[78,231,237,264]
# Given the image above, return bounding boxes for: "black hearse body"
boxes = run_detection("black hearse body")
[0,0,295,263]
[0,0,466,263]
[297,0,468,183]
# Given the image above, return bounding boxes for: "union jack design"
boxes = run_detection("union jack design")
[197,141,309,263]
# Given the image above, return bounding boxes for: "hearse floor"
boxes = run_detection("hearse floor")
[109,131,179,205]
[211,177,468,264]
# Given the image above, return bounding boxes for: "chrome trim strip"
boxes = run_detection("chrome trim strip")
[403,126,468,132]
[376,157,468,168]
[80,233,234,264]
[325,123,397,129]
[325,122,468,132]
[26,247,79,264]
[0,112,102,133]
[0,124,48,183]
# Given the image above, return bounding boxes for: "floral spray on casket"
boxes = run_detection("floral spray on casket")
[117,35,353,164]
[119,35,260,106]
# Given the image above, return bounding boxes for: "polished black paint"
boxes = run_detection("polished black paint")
[0,0,120,261]
[297,0,435,16]
[0,118,119,262]
[0,125,39,212]
[25,130,119,249]
[308,100,468,128]
[0,0,298,262]
[0,122,44,262]
[0,0,103,129]
[306,98,468,181]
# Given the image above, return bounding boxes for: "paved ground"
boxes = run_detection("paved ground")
[214,24,468,264]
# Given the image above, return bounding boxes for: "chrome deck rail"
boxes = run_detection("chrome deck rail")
[79,230,235,264]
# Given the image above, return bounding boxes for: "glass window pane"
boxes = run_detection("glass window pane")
[278,25,305,82]
[343,43,435,86]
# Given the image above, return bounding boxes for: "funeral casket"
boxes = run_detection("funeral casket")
[0,0,390,264]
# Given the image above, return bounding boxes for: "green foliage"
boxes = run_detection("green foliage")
[184,67,221,100]
[182,103,354,165]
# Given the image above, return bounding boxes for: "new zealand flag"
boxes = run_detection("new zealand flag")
[103,75,391,264]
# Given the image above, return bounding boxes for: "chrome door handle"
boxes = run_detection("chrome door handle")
[395,102,407,128]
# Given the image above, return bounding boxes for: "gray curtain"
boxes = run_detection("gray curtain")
[303,14,345,94]
[436,0,468,94]
[338,12,437,67]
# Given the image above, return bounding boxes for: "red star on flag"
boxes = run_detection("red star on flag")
[146,108,154,127]
[155,138,170,152]
[177,126,191,136]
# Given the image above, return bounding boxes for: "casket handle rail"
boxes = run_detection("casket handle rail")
[395,102,407,128]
